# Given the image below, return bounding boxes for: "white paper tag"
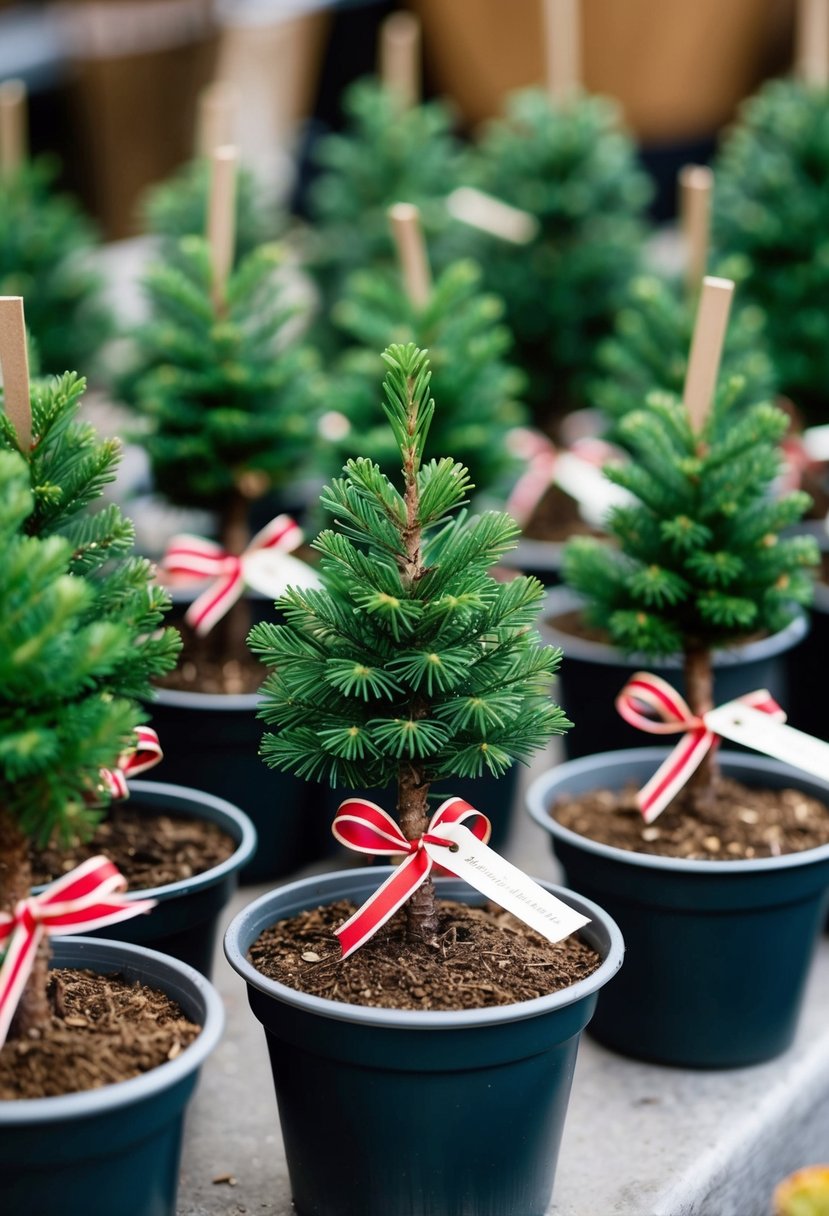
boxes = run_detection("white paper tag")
[704,702,829,784]
[552,451,633,529]
[803,424,829,463]
[243,550,322,599]
[423,821,590,944]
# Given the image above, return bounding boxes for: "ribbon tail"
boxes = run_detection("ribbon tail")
[0,923,43,1049]
[335,852,431,960]
[638,727,716,823]
[185,570,244,637]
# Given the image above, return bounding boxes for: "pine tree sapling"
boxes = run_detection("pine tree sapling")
[251,344,569,943]
[470,89,651,419]
[713,78,829,419]
[563,280,818,807]
[0,364,180,1040]
[320,225,527,502]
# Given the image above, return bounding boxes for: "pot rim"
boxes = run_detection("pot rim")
[33,779,257,902]
[0,935,224,1120]
[224,867,624,1030]
[150,682,262,711]
[526,747,829,875]
[539,586,808,668]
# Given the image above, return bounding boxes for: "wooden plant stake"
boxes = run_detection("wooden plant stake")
[796,0,829,87]
[206,145,238,313]
[446,187,540,245]
[388,203,431,310]
[196,80,238,157]
[679,164,713,298]
[0,297,31,450]
[544,0,581,103]
[0,79,26,178]
[682,276,734,433]
[379,11,420,109]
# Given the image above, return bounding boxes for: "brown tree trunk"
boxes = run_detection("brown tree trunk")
[0,808,51,1040]
[215,489,252,666]
[398,765,439,945]
[683,645,718,809]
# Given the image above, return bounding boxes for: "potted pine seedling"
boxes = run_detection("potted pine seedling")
[467,0,651,424]
[316,204,529,846]
[0,301,255,977]
[129,149,323,880]
[225,343,624,1216]
[0,303,224,1216]
[304,13,468,353]
[0,81,110,378]
[526,280,829,1069]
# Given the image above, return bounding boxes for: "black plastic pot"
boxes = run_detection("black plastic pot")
[784,522,829,738]
[147,684,322,883]
[35,781,256,977]
[527,748,829,1068]
[225,867,624,1216]
[499,536,566,586]
[540,587,808,758]
[0,935,224,1216]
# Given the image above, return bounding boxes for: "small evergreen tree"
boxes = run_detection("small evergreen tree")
[143,157,278,266]
[306,79,467,341]
[0,374,180,1036]
[470,90,651,420]
[0,159,110,376]
[250,344,569,942]
[713,79,829,420]
[320,258,527,500]
[129,236,321,657]
[563,370,818,803]
[592,274,777,436]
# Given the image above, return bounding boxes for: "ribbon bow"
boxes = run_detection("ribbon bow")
[99,725,163,800]
[162,514,303,636]
[616,672,785,823]
[505,427,623,528]
[331,797,491,959]
[0,856,156,1047]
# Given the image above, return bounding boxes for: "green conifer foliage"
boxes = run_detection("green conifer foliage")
[321,259,527,499]
[143,158,278,265]
[0,374,180,1035]
[563,377,817,779]
[306,80,466,329]
[251,344,568,940]
[713,80,829,419]
[130,236,320,522]
[0,159,110,376]
[471,90,652,419]
[592,275,777,436]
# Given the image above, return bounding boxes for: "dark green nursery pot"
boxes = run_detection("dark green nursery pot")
[540,587,807,759]
[527,748,829,1068]
[224,867,623,1216]
[0,936,224,1216]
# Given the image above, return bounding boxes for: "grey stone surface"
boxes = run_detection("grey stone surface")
[176,754,829,1215]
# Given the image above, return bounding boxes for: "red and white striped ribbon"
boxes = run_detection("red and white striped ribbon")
[505,428,618,526]
[161,514,303,636]
[616,672,785,822]
[331,797,491,959]
[99,725,163,800]
[0,856,156,1047]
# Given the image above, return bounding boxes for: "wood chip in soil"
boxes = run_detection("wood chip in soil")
[31,803,236,890]
[249,898,601,1011]
[552,777,829,861]
[0,968,201,1100]
[522,483,601,543]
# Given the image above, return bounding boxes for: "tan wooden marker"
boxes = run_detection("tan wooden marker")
[379,11,420,108]
[389,203,431,310]
[0,297,31,450]
[682,276,735,432]
[446,187,540,245]
[0,79,26,177]
[544,0,581,102]
[207,145,238,312]
[797,0,829,87]
[679,164,713,296]
[196,80,238,158]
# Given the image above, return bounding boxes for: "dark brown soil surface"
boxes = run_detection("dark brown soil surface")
[155,624,265,696]
[0,968,200,1099]
[552,776,829,861]
[546,608,612,644]
[250,898,601,1011]
[522,484,601,543]
[31,804,236,890]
